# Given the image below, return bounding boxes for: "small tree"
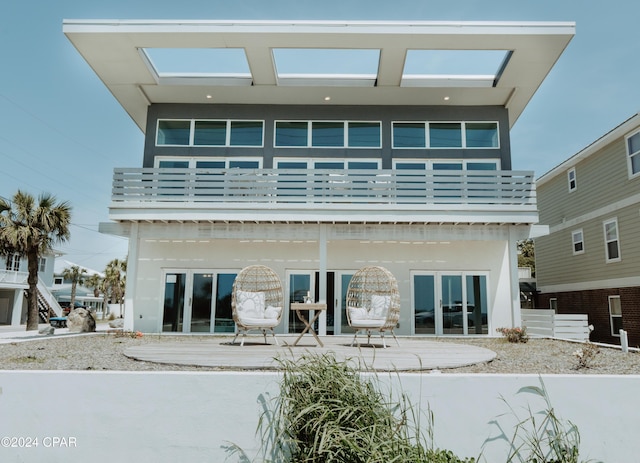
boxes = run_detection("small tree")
[105,258,126,317]
[0,191,71,330]
[84,273,102,298]
[517,239,536,277]
[62,265,87,309]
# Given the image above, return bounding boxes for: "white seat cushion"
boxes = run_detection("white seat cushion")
[240,317,279,328]
[350,318,386,328]
[236,290,265,319]
[348,307,368,321]
[370,294,390,319]
[264,305,282,320]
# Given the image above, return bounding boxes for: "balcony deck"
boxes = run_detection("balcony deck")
[109,168,538,224]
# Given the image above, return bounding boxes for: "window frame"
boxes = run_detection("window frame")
[567,167,577,192]
[603,218,621,263]
[571,229,584,255]
[608,295,623,337]
[391,121,500,149]
[273,158,382,170]
[156,119,265,148]
[625,129,640,178]
[5,254,20,272]
[274,120,382,149]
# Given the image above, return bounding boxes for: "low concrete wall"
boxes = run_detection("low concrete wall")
[0,371,636,462]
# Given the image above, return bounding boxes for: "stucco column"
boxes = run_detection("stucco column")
[124,222,139,331]
[508,226,522,327]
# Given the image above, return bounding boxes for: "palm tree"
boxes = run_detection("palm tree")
[0,191,71,330]
[105,258,126,317]
[62,265,87,310]
[84,273,102,298]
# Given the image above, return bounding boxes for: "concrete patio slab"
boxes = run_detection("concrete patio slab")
[124,335,497,371]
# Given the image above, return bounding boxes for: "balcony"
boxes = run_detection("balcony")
[108,168,538,224]
[0,270,28,286]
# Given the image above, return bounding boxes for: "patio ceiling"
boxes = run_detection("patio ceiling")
[63,20,575,132]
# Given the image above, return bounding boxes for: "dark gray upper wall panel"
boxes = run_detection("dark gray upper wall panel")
[144,104,512,169]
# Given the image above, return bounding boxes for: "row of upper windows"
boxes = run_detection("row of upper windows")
[571,218,620,263]
[566,129,640,191]
[156,119,500,149]
[155,156,500,171]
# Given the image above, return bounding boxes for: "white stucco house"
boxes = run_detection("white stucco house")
[63,20,574,336]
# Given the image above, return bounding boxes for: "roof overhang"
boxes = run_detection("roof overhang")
[63,20,575,132]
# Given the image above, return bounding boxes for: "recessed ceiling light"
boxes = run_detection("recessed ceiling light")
[324,96,331,101]
[443,96,450,101]
[206,94,213,99]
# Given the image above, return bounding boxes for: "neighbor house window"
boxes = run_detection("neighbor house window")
[626,130,640,176]
[549,298,558,312]
[568,167,577,191]
[38,257,47,273]
[5,254,20,272]
[603,218,621,262]
[572,229,584,255]
[609,295,623,336]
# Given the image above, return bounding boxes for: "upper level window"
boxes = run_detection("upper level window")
[568,167,577,191]
[572,229,584,255]
[275,121,381,148]
[5,254,20,272]
[275,158,380,170]
[626,130,640,177]
[38,257,47,273]
[392,121,498,149]
[430,123,462,148]
[393,160,499,170]
[603,218,621,262]
[157,119,264,147]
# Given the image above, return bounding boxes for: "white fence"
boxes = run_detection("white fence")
[521,309,591,341]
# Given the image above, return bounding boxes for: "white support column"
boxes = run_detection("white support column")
[123,222,139,332]
[508,227,522,327]
[318,224,328,336]
[11,289,24,326]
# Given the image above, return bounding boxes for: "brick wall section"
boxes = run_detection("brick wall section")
[537,287,640,346]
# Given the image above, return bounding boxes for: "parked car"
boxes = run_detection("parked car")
[59,301,87,316]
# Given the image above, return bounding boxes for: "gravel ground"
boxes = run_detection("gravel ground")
[1,331,639,374]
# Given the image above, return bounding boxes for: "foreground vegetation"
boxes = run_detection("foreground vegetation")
[228,353,594,463]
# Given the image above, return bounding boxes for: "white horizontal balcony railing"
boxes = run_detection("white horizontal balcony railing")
[0,270,28,285]
[112,168,536,206]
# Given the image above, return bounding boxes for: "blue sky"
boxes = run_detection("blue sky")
[1,0,639,271]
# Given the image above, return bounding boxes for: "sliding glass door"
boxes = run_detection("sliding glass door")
[412,272,489,335]
[162,270,237,333]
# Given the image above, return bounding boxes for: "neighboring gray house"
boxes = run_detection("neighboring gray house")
[64,19,573,336]
[536,113,640,345]
[0,251,62,326]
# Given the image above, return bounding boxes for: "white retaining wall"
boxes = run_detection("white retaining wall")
[0,371,637,462]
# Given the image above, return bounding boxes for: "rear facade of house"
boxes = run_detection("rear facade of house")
[536,114,640,345]
[64,20,574,336]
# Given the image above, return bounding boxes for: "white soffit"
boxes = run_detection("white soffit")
[63,20,575,132]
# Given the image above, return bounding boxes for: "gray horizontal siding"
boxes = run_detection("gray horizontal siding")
[536,204,640,287]
[143,103,511,170]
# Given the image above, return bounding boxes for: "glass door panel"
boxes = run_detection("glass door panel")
[413,275,435,334]
[190,273,213,332]
[466,275,488,334]
[214,273,236,333]
[339,273,354,334]
[441,275,463,335]
[163,273,186,332]
[288,274,311,333]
